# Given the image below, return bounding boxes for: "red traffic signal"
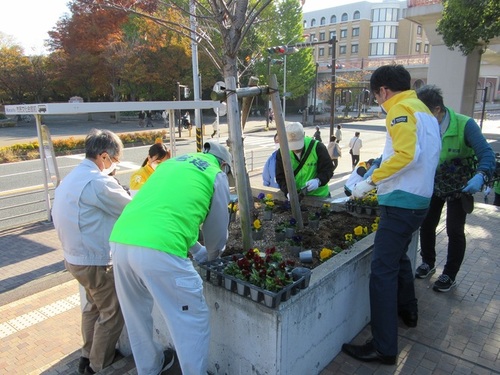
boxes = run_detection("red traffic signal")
[267,46,286,54]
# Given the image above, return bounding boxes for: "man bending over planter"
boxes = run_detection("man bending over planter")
[275,122,333,198]
[341,65,441,365]
[110,140,231,375]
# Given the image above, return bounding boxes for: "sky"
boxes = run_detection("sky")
[0,0,70,55]
[0,0,362,55]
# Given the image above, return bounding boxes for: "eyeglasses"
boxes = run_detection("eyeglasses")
[110,155,120,164]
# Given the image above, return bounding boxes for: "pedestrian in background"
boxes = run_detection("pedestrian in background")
[276,122,333,198]
[138,111,145,128]
[335,125,342,143]
[110,140,232,375]
[314,126,322,142]
[348,131,362,170]
[129,142,171,197]
[262,133,280,188]
[52,129,131,375]
[327,135,342,172]
[415,85,495,292]
[342,64,441,365]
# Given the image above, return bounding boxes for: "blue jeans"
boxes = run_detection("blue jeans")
[370,205,428,356]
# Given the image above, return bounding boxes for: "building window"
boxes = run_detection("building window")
[319,48,325,56]
[303,20,307,28]
[310,33,316,41]
[341,13,348,22]
[330,30,336,39]
[353,10,360,20]
[330,15,337,24]
[369,42,397,56]
[351,44,359,54]
[320,17,326,25]
[415,43,421,52]
[311,18,316,26]
[340,29,347,38]
[339,45,347,55]
[370,25,398,39]
[319,32,325,41]
[417,25,422,35]
[328,46,332,56]
[371,8,399,22]
[424,44,429,53]
[352,27,360,37]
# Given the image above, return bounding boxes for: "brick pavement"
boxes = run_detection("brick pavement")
[0,202,499,374]
[1,109,499,374]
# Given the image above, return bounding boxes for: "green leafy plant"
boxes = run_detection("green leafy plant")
[224,248,295,292]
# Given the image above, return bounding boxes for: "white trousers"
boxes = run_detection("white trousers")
[111,243,210,375]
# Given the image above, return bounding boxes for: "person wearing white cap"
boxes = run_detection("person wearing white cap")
[109,140,231,375]
[276,122,333,198]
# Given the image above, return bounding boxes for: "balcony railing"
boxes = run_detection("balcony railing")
[317,54,430,72]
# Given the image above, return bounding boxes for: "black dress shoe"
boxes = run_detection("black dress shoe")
[399,310,418,328]
[342,340,397,365]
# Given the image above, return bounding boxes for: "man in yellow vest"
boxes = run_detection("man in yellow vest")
[110,140,232,375]
[275,122,333,198]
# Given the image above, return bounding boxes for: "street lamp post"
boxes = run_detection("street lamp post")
[329,37,337,139]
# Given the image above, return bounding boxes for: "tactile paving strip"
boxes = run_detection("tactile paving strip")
[0,293,80,339]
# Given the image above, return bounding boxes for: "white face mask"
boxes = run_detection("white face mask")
[102,162,117,175]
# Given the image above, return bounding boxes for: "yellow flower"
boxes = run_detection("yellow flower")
[374,216,380,223]
[265,193,273,200]
[345,233,353,241]
[363,226,368,235]
[266,201,275,208]
[253,219,261,230]
[319,248,334,261]
[228,202,238,212]
[252,248,260,254]
[371,223,378,231]
[354,226,363,236]
[322,203,330,209]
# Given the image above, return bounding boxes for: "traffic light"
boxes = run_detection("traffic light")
[267,46,286,54]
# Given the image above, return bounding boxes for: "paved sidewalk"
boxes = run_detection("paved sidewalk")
[1,109,499,374]
[0,202,499,374]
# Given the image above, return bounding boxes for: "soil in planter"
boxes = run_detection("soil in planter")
[224,200,376,270]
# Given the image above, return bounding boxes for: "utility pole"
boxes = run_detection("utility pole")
[329,37,337,139]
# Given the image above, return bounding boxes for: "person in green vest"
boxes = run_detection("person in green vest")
[109,140,232,375]
[275,122,333,198]
[415,85,496,292]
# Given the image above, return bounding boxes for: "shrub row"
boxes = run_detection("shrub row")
[0,130,167,164]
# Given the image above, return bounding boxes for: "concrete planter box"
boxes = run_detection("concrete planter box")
[105,228,418,374]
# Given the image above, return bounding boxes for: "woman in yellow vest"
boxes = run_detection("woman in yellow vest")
[129,142,170,196]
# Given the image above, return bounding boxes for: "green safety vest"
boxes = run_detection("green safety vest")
[290,137,329,197]
[439,108,475,164]
[110,153,220,258]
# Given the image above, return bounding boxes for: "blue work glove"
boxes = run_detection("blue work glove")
[305,178,320,192]
[462,174,484,194]
[191,246,208,263]
[352,178,375,198]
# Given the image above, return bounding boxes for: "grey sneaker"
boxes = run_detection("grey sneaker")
[415,263,436,279]
[433,274,456,292]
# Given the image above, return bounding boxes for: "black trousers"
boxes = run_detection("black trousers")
[419,195,467,280]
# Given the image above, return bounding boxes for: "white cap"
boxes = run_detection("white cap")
[286,122,305,151]
[203,140,233,171]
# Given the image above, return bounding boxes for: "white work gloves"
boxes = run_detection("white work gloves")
[305,178,320,192]
[190,245,208,263]
[352,177,375,198]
